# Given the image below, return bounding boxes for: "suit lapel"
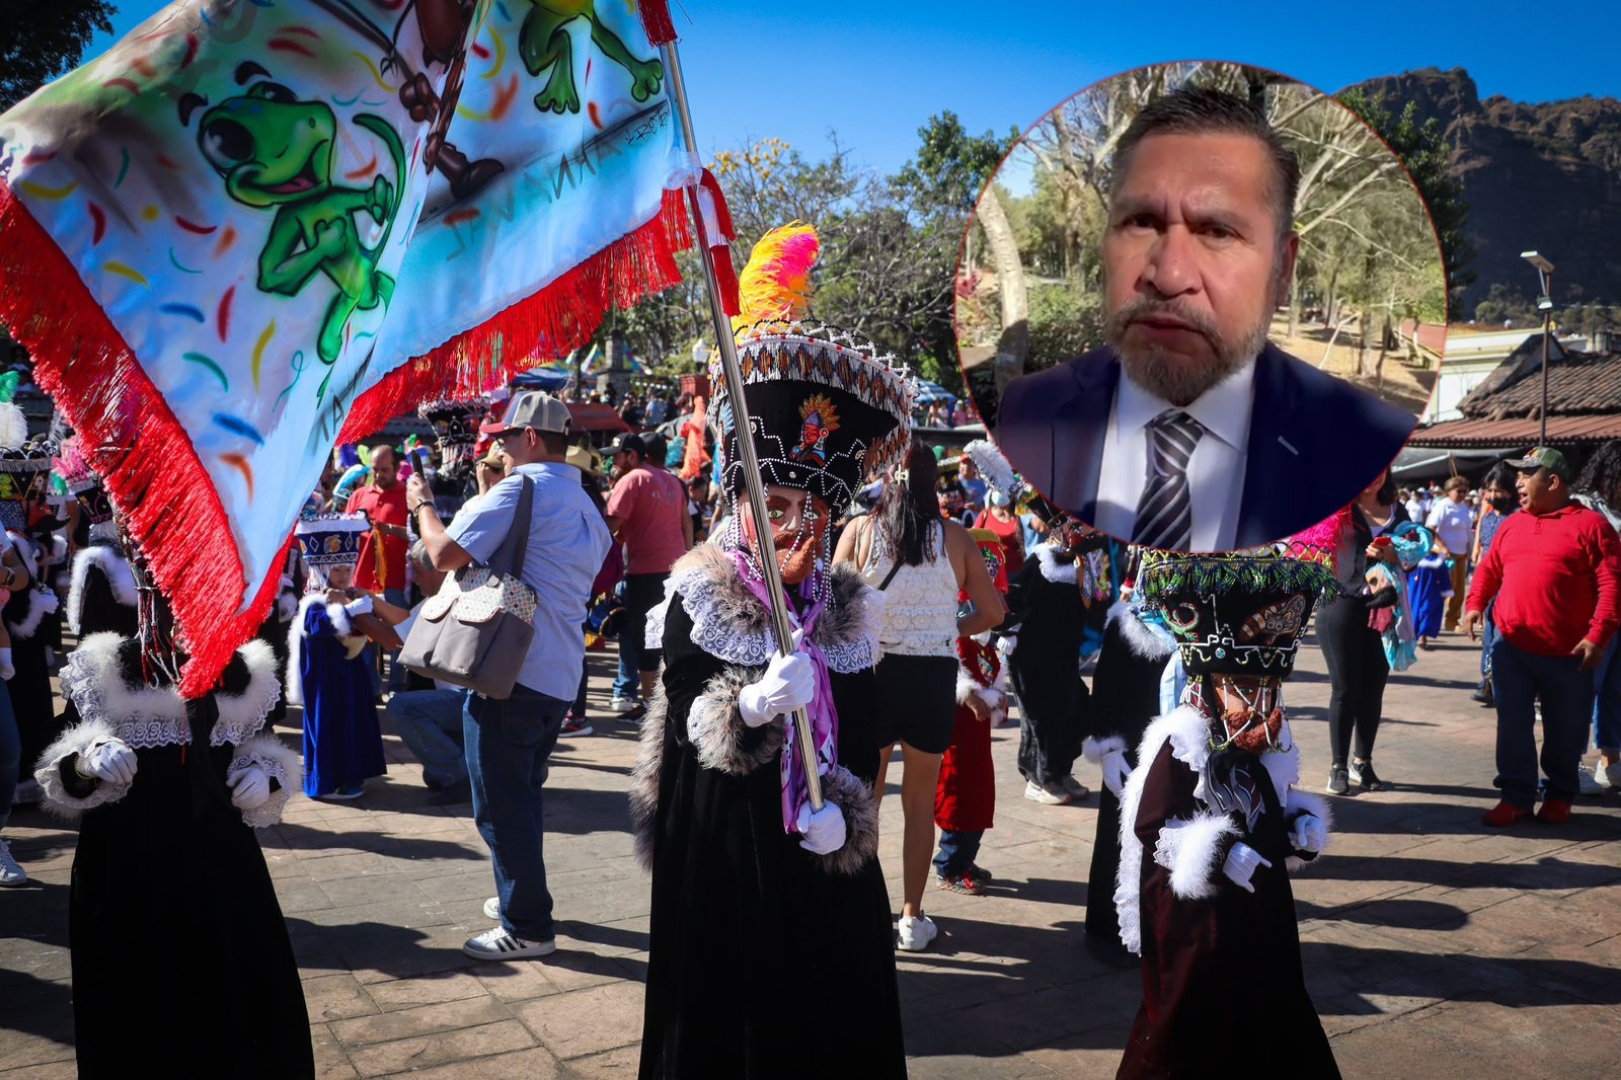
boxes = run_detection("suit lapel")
[1237,344,1305,546]
[1049,350,1118,521]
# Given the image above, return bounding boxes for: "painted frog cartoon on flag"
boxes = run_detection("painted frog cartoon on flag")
[0,0,690,693]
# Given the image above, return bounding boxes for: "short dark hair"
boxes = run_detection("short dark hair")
[539,430,568,456]
[1112,85,1301,241]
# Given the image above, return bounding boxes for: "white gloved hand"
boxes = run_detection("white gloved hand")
[737,635,815,728]
[78,739,137,786]
[1101,750,1132,797]
[795,799,847,855]
[229,766,271,811]
[1290,814,1327,854]
[1222,842,1272,893]
[344,595,374,618]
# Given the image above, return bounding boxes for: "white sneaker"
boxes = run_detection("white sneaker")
[462,926,556,961]
[483,896,501,921]
[1598,760,1621,791]
[0,839,26,887]
[10,778,42,806]
[1578,764,1604,797]
[896,913,938,952]
[1059,774,1091,800]
[609,697,642,715]
[1024,779,1071,805]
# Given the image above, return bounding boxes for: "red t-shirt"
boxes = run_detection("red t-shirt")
[1467,503,1621,656]
[346,483,409,592]
[973,508,1026,573]
[607,466,687,576]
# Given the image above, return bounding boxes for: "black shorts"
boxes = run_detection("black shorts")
[873,653,960,755]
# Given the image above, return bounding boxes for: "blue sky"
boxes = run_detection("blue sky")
[90,1,1621,178]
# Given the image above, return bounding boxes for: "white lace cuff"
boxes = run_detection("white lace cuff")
[34,718,131,818]
[228,734,302,828]
[1152,812,1241,900]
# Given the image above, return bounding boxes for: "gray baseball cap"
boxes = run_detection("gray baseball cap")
[497,391,572,436]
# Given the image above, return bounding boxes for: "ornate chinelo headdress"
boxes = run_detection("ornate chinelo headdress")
[417,395,491,479]
[54,435,119,541]
[711,224,915,518]
[0,373,56,532]
[1137,545,1337,681]
[294,513,370,591]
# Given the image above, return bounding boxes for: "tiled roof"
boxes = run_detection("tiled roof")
[1407,414,1621,448]
[1457,334,1621,418]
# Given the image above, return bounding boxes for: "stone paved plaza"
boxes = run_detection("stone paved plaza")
[3,629,1620,1077]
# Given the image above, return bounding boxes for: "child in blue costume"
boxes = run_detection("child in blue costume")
[288,514,386,800]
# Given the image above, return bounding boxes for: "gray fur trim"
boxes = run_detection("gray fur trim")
[229,733,302,828]
[629,682,670,871]
[687,665,784,776]
[67,545,137,636]
[1106,600,1176,661]
[814,765,880,876]
[33,716,129,818]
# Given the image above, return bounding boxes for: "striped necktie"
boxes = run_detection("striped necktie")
[1130,409,1205,551]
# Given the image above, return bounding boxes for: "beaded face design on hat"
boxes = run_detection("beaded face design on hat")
[1137,545,1337,681]
[712,225,914,521]
[418,396,489,480]
[294,513,369,591]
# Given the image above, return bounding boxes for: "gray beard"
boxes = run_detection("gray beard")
[1108,320,1268,406]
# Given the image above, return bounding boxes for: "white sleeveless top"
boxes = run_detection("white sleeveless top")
[859,520,959,657]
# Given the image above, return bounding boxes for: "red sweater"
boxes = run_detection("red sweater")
[1466,503,1621,656]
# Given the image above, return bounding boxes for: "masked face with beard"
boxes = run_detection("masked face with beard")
[739,485,831,585]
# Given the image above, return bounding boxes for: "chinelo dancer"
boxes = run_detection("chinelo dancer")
[1114,545,1340,1079]
[33,543,311,1078]
[632,224,910,1078]
[55,437,138,640]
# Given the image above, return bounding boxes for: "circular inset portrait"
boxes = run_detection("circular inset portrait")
[957,62,1445,552]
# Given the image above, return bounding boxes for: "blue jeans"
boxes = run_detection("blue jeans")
[0,682,18,833]
[933,829,984,878]
[613,573,667,700]
[1591,635,1621,753]
[464,685,569,941]
[1491,636,1595,808]
[1479,601,1498,690]
[386,689,470,789]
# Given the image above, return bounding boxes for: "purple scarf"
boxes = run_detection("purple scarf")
[729,550,840,835]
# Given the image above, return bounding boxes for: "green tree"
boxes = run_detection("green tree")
[0,3,116,111]
[1338,89,1478,313]
[893,111,1020,216]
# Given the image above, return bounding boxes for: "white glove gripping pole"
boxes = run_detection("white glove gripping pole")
[660,38,821,810]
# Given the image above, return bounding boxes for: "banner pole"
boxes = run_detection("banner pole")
[659,40,823,811]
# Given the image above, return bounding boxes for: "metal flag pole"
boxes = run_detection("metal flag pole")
[659,39,823,812]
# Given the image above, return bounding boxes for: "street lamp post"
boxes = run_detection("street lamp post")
[1522,251,1556,445]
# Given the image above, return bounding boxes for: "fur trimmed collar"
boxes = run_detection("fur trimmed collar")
[1105,600,1176,661]
[67,544,137,635]
[1034,543,1079,584]
[58,633,281,751]
[645,543,881,673]
[285,594,359,706]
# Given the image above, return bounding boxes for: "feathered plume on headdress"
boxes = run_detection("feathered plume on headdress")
[731,223,819,331]
[53,435,97,494]
[0,370,25,451]
[963,438,1022,504]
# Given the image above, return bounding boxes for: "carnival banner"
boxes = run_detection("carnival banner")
[0,0,686,692]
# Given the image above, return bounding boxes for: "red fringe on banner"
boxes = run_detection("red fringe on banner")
[338,188,693,441]
[639,0,678,46]
[0,182,291,697]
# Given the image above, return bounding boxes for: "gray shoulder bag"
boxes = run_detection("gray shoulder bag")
[400,475,538,699]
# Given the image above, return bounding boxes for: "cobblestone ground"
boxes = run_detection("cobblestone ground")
[3,629,1619,1077]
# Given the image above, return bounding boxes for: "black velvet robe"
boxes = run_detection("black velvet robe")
[637,593,905,1080]
[1121,742,1338,1079]
[1005,549,1091,784]
[1085,611,1173,946]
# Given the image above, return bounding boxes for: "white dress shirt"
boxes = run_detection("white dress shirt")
[1093,360,1255,552]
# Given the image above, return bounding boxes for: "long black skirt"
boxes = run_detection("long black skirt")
[70,742,313,1079]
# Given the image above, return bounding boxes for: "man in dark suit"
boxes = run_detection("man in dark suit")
[994,86,1415,552]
